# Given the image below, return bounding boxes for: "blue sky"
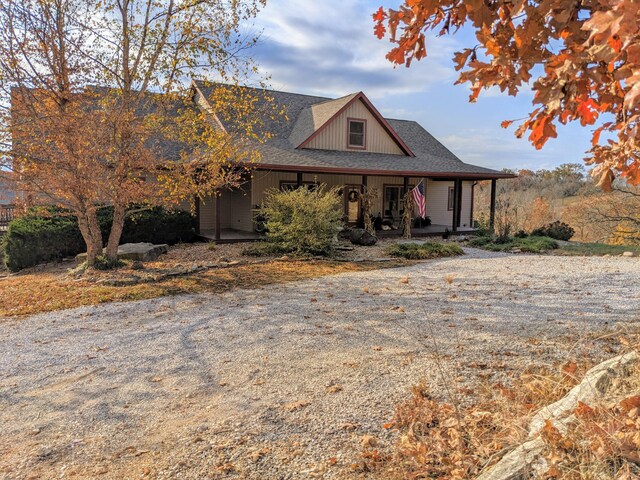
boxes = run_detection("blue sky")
[244,0,593,172]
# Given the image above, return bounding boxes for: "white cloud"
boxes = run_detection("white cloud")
[248,0,459,98]
[440,129,579,171]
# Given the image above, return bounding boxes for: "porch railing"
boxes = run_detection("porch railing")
[0,204,15,231]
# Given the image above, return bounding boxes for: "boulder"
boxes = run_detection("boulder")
[76,242,169,263]
[350,228,377,246]
[622,251,635,257]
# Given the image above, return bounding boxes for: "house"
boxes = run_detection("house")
[191,81,514,241]
[0,173,16,232]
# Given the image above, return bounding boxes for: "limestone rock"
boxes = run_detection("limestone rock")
[76,243,168,263]
[350,228,377,246]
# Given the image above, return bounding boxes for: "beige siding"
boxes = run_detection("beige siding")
[302,173,362,187]
[305,100,404,155]
[199,194,216,231]
[199,186,253,233]
[251,171,296,205]
[425,180,454,226]
[424,180,474,227]
[220,187,252,231]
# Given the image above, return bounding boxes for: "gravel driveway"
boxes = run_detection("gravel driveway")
[1,249,638,479]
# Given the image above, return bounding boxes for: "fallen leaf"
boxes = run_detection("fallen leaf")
[285,400,311,412]
[360,434,377,448]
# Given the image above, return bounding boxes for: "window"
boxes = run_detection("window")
[447,186,455,211]
[383,185,413,220]
[348,119,366,148]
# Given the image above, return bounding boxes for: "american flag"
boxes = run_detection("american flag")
[411,180,426,219]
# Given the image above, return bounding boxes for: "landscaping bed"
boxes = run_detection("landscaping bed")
[0,241,411,317]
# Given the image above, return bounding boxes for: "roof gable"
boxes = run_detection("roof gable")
[292,92,414,156]
[190,80,512,179]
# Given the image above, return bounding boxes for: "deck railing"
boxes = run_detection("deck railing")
[0,204,15,231]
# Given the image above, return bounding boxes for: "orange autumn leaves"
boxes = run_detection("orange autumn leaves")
[374,0,640,190]
[540,394,640,478]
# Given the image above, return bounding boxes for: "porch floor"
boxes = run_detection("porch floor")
[377,224,475,237]
[199,229,261,243]
[199,224,474,243]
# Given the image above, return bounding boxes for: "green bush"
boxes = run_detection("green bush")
[468,236,492,247]
[386,242,465,260]
[468,235,558,253]
[261,184,343,256]
[2,205,196,271]
[530,221,575,241]
[2,212,86,271]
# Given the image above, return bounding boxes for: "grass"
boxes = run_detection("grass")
[386,241,464,260]
[0,259,402,317]
[241,242,291,257]
[554,242,640,256]
[468,235,559,253]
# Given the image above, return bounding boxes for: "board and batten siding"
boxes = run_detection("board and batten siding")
[198,182,253,232]
[199,194,216,231]
[251,171,297,205]
[425,180,474,227]
[305,100,404,155]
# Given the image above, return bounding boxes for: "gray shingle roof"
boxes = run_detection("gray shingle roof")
[193,80,512,178]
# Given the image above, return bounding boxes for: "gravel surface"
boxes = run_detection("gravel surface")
[1,249,638,479]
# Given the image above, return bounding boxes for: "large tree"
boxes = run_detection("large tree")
[0,0,271,266]
[374,0,640,190]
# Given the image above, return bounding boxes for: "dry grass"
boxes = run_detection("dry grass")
[0,246,405,317]
[356,336,640,479]
[537,360,640,479]
[360,361,593,479]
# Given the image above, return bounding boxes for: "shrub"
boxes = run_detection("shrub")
[2,211,86,271]
[2,205,196,271]
[473,212,491,237]
[386,242,464,260]
[93,255,125,270]
[468,236,491,247]
[530,221,575,241]
[261,184,343,256]
[514,230,528,238]
[469,235,558,253]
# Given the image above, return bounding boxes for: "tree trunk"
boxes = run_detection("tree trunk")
[105,203,126,261]
[77,208,103,266]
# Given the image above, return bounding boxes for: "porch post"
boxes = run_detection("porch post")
[452,179,461,232]
[456,179,463,229]
[194,196,201,235]
[296,172,303,188]
[360,175,368,225]
[215,190,221,242]
[489,178,497,233]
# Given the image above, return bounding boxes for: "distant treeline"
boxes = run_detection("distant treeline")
[474,164,640,245]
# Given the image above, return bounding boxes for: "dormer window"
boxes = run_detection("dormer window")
[347,118,366,149]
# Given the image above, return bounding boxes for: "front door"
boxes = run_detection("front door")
[344,185,361,225]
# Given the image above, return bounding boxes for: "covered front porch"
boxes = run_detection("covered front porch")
[196,169,500,243]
